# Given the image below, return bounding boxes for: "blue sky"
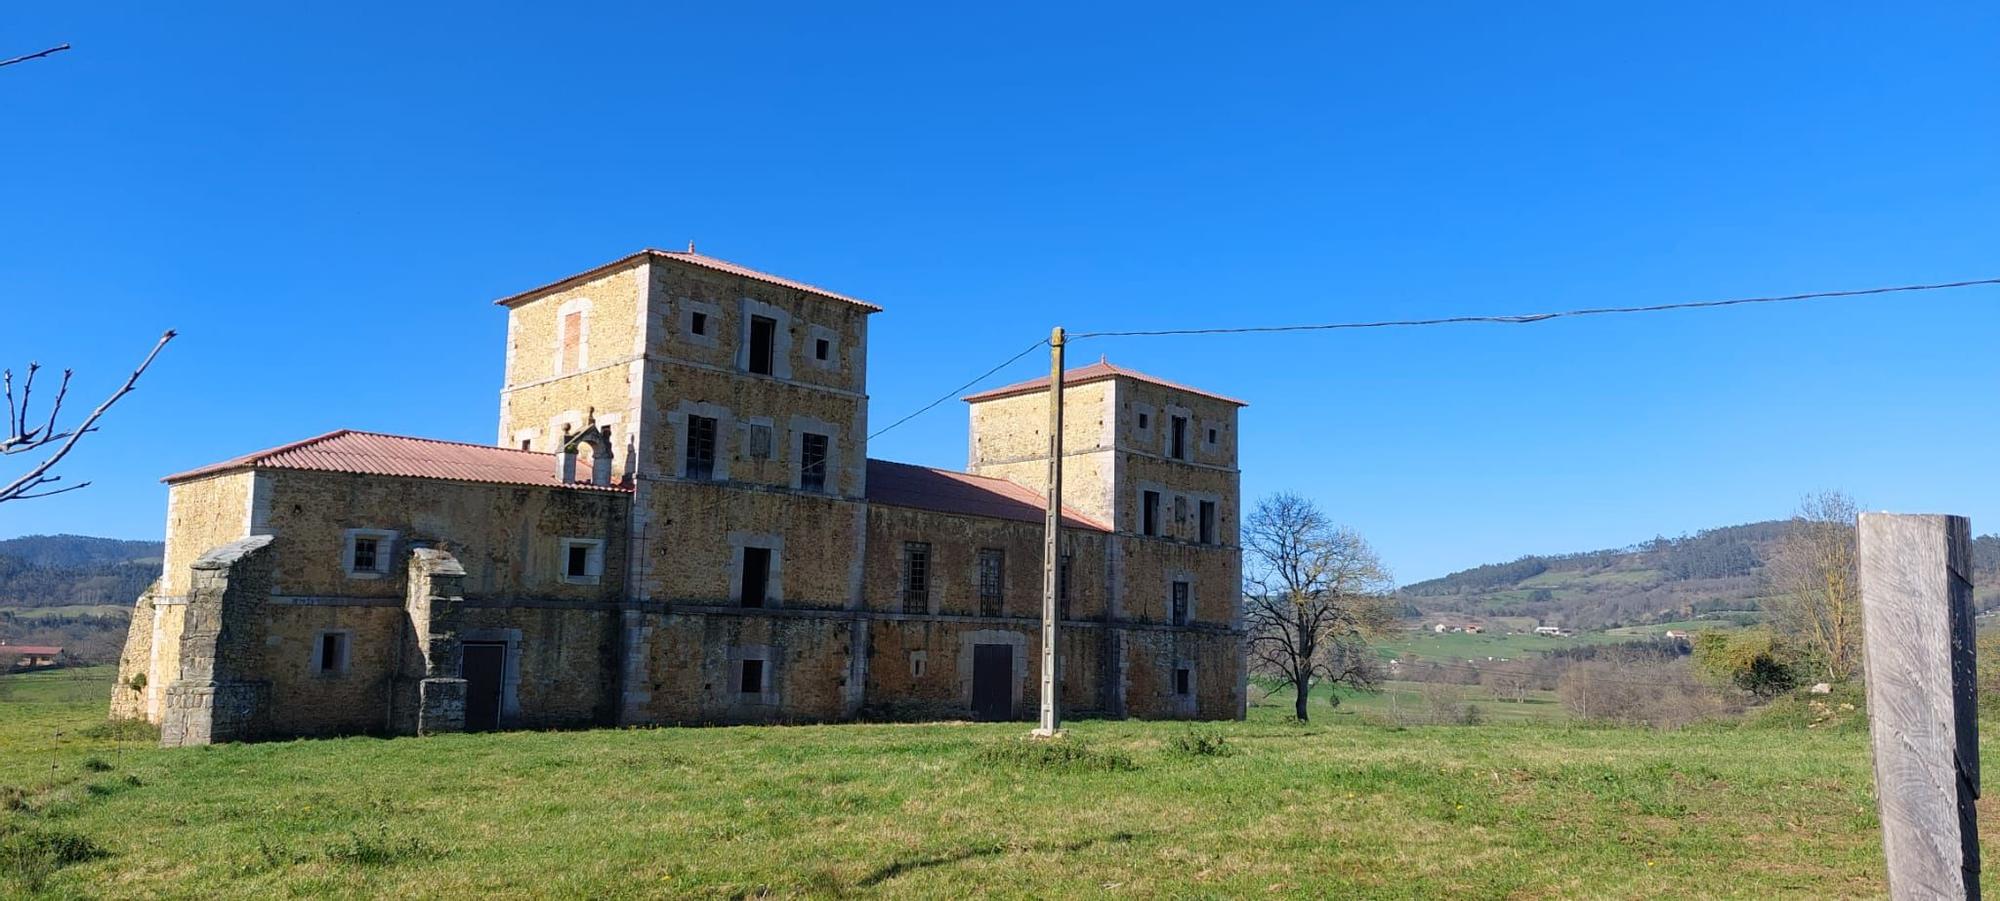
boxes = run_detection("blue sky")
[2,3,1996,582]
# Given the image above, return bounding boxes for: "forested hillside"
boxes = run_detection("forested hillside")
[0,534,160,663]
[1403,522,2000,631]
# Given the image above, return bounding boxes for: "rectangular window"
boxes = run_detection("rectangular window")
[740,659,764,695]
[800,432,829,493]
[559,538,604,584]
[315,631,349,676]
[1171,580,1190,625]
[1170,415,1188,460]
[748,315,777,375]
[745,423,773,459]
[1199,500,1217,545]
[814,337,830,361]
[691,310,708,336]
[519,438,532,451]
[977,548,1005,617]
[1058,554,1072,620]
[1174,667,1192,696]
[685,415,717,480]
[1207,427,1219,444]
[1142,491,1160,536]
[741,547,771,608]
[560,310,583,373]
[1173,495,1188,527]
[1137,411,1150,430]
[343,529,395,579]
[902,542,931,614]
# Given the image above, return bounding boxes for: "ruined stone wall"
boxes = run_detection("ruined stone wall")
[108,583,158,721]
[635,480,866,609]
[256,469,628,601]
[159,472,255,596]
[861,503,1111,620]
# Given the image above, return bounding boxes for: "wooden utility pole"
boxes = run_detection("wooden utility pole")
[1034,326,1065,737]
[1858,512,1978,900]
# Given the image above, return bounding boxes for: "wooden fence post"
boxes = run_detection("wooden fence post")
[1858,513,1978,900]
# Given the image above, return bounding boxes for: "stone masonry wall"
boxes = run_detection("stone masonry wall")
[257,469,628,601]
[159,535,275,747]
[158,471,254,596]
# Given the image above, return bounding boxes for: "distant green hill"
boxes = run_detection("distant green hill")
[1401,521,2000,631]
[0,534,162,608]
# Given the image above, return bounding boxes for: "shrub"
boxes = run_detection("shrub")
[0,824,108,890]
[1558,661,1726,729]
[973,738,1136,772]
[1168,728,1235,758]
[81,757,112,773]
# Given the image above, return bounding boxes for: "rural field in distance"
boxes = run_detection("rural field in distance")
[0,665,1948,898]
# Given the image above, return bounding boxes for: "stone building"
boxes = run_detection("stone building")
[110,249,1248,745]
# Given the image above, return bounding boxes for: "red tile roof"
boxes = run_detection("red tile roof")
[493,249,882,313]
[961,359,1248,407]
[163,430,631,493]
[4,645,63,657]
[866,459,1110,532]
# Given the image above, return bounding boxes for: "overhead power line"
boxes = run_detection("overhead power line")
[1068,277,2000,339]
[867,338,1048,440]
[867,275,2000,440]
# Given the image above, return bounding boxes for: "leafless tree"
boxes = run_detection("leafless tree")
[1480,660,1538,703]
[1242,492,1395,722]
[2,331,175,504]
[1765,491,1860,681]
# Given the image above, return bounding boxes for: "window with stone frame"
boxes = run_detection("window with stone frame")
[1170,415,1189,460]
[342,528,396,579]
[799,432,829,493]
[560,538,604,585]
[814,337,831,361]
[977,548,1005,617]
[1174,666,1192,696]
[902,542,931,614]
[744,423,773,459]
[739,658,764,695]
[740,547,772,608]
[313,630,351,676]
[747,315,777,375]
[685,415,718,480]
[1199,500,1217,545]
[559,310,584,374]
[1171,580,1191,625]
[690,310,709,336]
[1142,490,1161,537]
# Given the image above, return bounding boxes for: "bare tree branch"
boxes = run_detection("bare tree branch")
[0,43,71,69]
[0,330,175,505]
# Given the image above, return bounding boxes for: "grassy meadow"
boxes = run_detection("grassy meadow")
[0,665,1943,899]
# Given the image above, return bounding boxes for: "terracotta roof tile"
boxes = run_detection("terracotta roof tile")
[961,359,1247,406]
[163,430,630,493]
[493,249,882,312]
[3,645,63,656]
[865,459,1110,532]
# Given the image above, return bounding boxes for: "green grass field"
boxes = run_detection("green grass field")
[0,604,129,620]
[0,666,1955,898]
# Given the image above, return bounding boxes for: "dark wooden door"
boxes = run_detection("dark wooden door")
[462,642,505,732]
[971,644,1012,721]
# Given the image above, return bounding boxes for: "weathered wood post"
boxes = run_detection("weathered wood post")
[1858,513,1978,900]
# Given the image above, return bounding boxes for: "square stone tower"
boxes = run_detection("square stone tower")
[963,359,1244,633]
